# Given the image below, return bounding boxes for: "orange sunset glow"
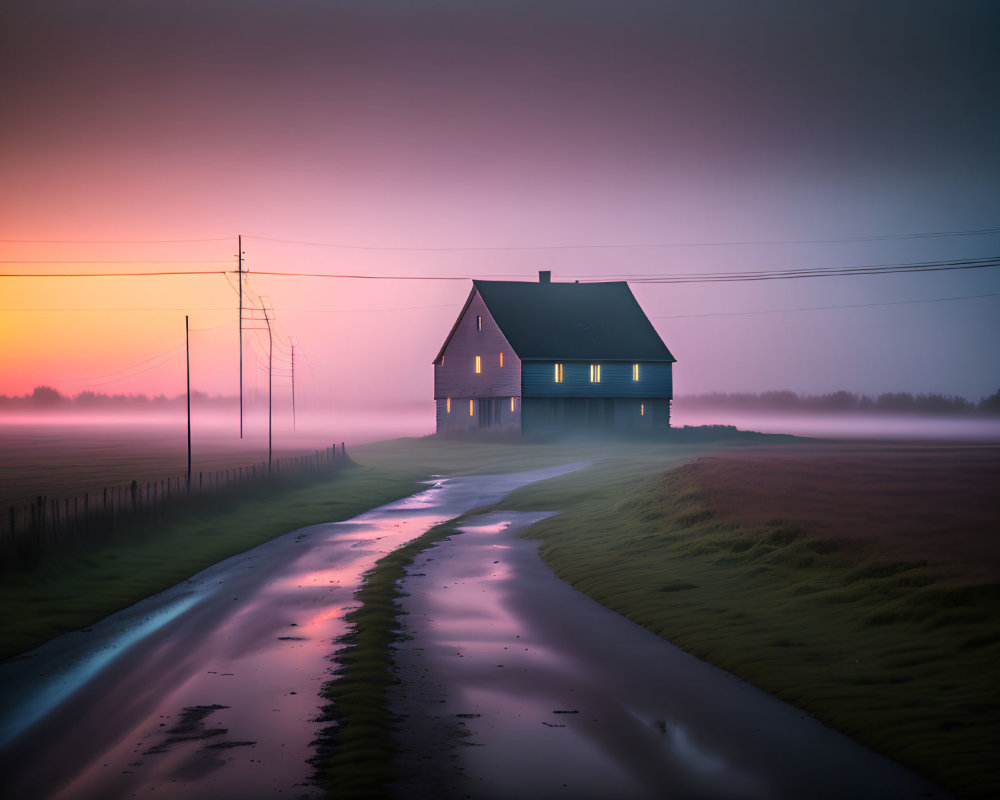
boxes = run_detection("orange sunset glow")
[0,5,998,800]
[2,1,998,422]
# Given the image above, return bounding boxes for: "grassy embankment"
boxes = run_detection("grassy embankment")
[9,432,993,796]
[0,434,659,662]
[310,433,775,798]
[317,439,997,799]
[489,447,999,798]
[0,461,412,661]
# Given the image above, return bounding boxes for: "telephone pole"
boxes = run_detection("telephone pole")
[237,234,244,439]
[291,343,297,432]
[263,305,273,474]
[185,315,191,489]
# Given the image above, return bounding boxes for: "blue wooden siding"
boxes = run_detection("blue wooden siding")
[521,397,670,434]
[520,361,671,398]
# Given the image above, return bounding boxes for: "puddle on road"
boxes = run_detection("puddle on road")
[1,463,589,800]
[392,510,947,800]
[0,479,472,800]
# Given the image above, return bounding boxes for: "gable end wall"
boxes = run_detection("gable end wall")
[434,291,521,400]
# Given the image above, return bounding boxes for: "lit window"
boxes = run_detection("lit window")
[641,403,645,416]
[632,363,640,381]
[446,398,451,413]
[475,355,482,373]
[554,363,564,383]
[499,352,504,368]
[469,399,474,416]
[476,315,482,331]
[590,364,601,382]
[510,396,516,412]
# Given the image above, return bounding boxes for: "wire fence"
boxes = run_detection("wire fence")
[1,442,349,572]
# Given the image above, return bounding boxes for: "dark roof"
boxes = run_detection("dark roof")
[465,279,675,362]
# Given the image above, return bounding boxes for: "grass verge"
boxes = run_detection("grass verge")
[489,454,1000,798]
[0,460,428,661]
[313,519,464,799]
[0,433,728,662]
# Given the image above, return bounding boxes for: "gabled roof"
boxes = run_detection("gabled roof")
[434,279,675,363]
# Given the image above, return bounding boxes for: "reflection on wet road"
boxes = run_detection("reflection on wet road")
[392,512,948,800]
[0,464,584,800]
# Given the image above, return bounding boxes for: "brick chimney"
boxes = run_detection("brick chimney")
[539,270,551,283]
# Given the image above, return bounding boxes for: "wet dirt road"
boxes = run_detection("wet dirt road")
[391,512,948,800]
[0,464,584,800]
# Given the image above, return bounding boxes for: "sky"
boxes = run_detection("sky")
[1,0,999,415]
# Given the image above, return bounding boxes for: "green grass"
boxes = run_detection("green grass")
[307,434,767,798]
[0,461,428,661]
[0,432,743,661]
[20,431,987,796]
[313,520,466,799]
[489,459,1000,798]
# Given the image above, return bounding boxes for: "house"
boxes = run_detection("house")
[433,271,676,434]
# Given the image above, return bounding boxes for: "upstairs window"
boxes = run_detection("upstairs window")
[590,364,601,383]
[632,363,640,381]
[446,398,451,413]
[499,352,504,368]
[476,315,483,331]
[475,355,482,374]
[554,363,564,383]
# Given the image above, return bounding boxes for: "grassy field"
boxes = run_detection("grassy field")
[488,441,1000,798]
[0,420,348,512]
[0,433,734,661]
[3,430,996,797]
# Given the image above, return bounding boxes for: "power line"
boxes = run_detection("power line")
[3,225,996,249]
[3,256,997,283]
[247,257,1000,283]
[653,292,1000,320]
[0,306,235,312]
[0,260,230,265]
[249,270,466,281]
[83,355,186,388]
[0,270,226,278]
[621,257,1000,284]
[278,302,461,313]
[244,226,1000,251]
[0,236,231,244]
[55,345,185,384]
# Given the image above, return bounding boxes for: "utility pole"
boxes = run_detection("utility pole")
[238,234,244,439]
[263,305,273,474]
[185,315,191,489]
[291,343,296,432]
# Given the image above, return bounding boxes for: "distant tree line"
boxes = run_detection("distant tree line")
[0,386,239,411]
[678,389,1000,416]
